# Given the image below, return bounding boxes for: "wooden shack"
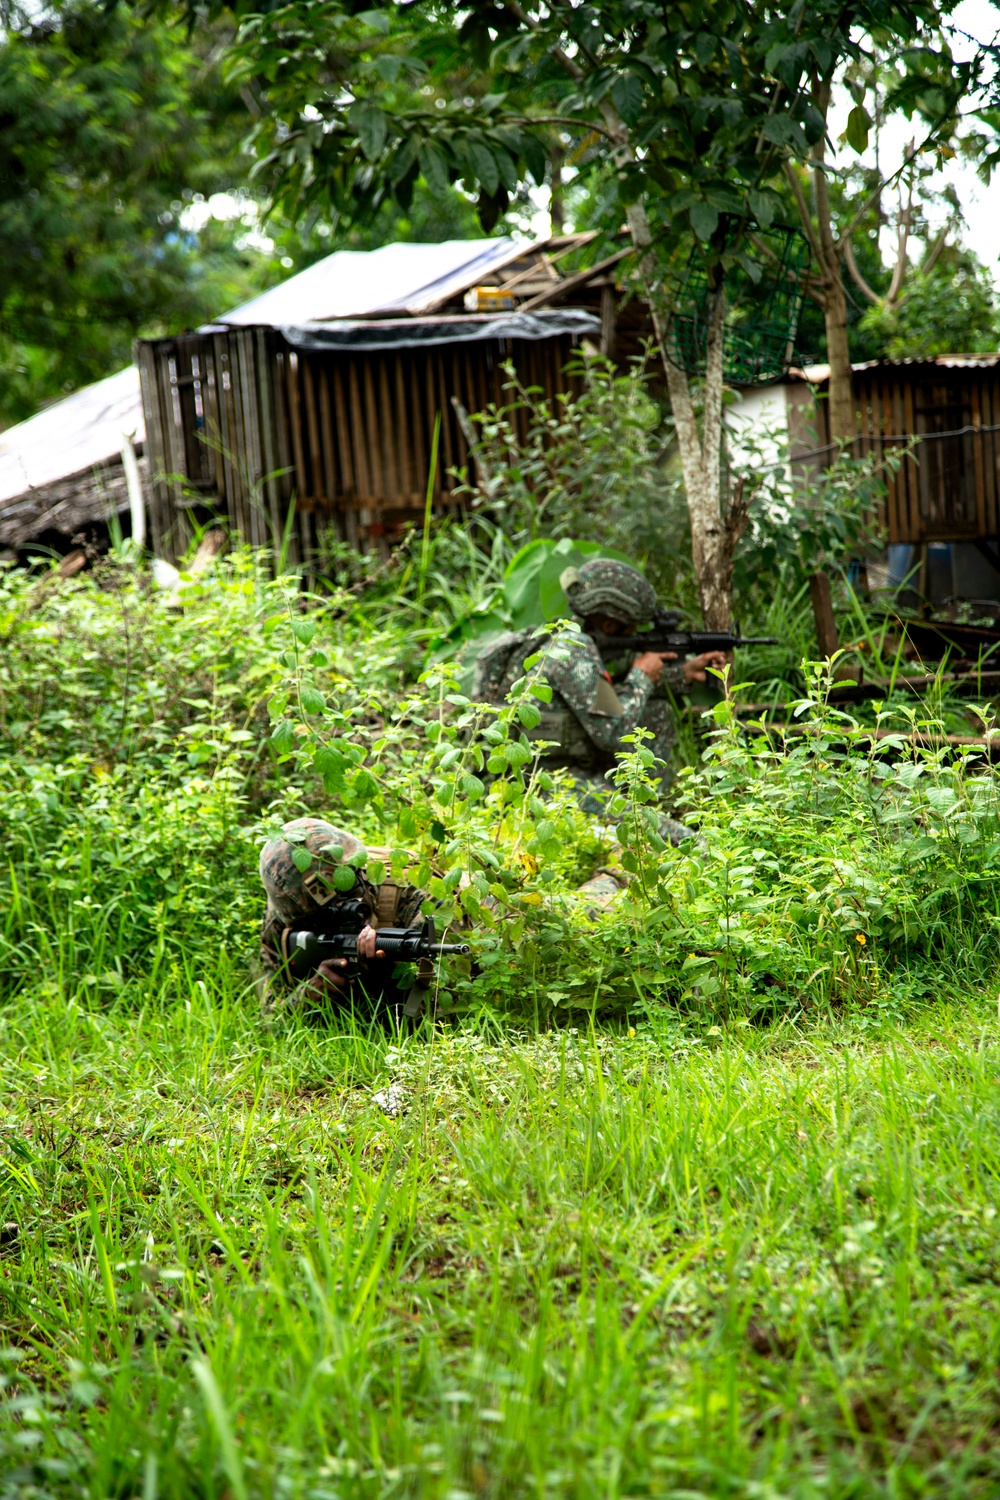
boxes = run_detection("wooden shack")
[136,309,598,566]
[789,356,1000,547]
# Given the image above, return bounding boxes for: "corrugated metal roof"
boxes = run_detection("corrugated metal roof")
[217,237,533,327]
[0,365,143,508]
[796,354,1000,383]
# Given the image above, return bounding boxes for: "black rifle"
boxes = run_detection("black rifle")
[283,898,470,985]
[590,608,778,662]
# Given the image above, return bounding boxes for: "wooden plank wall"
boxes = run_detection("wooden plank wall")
[138,328,580,567]
[138,329,297,563]
[797,365,1000,544]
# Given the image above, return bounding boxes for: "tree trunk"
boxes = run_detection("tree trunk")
[548,148,565,235]
[603,113,736,625]
[781,81,858,449]
[663,290,734,628]
[823,270,855,445]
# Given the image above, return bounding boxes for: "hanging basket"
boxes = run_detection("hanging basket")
[664,223,810,386]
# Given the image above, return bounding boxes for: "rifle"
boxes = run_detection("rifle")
[590,608,778,662]
[282,898,470,985]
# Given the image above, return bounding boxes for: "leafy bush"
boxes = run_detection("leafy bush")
[456,353,693,600]
[2,552,999,1029]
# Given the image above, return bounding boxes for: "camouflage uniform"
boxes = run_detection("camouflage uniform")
[259,820,633,1019]
[259,818,429,1021]
[473,559,696,842]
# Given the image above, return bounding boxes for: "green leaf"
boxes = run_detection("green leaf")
[374,54,405,82]
[332,866,357,891]
[315,745,347,793]
[351,769,378,804]
[419,141,451,196]
[518,703,541,729]
[800,103,826,145]
[761,116,806,153]
[357,8,391,33]
[748,189,777,229]
[270,720,295,755]
[467,139,499,195]
[351,99,388,161]
[460,774,485,800]
[694,32,716,66]
[611,73,644,127]
[291,619,317,646]
[519,131,546,185]
[844,104,872,154]
[690,202,719,242]
[300,687,327,715]
[291,848,312,873]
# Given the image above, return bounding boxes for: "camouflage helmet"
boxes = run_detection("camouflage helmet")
[559,558,657,625]
[259,818,370,926]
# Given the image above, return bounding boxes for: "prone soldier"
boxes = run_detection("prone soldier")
[259,817,626,1021]
[259,819,438,1021]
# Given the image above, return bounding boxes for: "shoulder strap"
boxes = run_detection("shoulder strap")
[372,881,402,929]
[357,845,398,930]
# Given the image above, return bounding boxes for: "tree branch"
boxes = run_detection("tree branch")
[843,235,881,305]
[525,115,615,139]
[838,124,945,248]
[883,159,914,307]
[500,0,583,80]
[921,221,951,277]
[782,161,825,268]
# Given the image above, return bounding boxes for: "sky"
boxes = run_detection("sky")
[826,0,1000,283]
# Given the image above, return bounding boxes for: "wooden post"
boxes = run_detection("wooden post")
[809,571,839,658]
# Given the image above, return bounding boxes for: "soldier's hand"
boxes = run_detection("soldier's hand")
[634,650,677,683]
[682,650,727,684]
[304,958,350,1002]
[357,924,386,961]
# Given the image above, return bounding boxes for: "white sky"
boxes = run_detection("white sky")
[826,0,1000,282]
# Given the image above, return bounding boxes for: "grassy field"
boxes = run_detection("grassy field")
[5,552,1000,1497]
[5,978,1000,1499]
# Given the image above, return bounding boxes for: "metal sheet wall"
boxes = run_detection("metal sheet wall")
[137,326,580,566]
[801,366,1000,544]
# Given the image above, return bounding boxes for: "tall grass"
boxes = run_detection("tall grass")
[5,982,1000,1496]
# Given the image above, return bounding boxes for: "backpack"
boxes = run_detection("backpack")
[470,628,540,703]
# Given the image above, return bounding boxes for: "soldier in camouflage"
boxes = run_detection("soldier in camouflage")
[259,816,630,1019]
[472,558,724,840]
[259,818,431,1021]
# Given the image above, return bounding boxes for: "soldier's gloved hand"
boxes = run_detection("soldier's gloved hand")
[683,650,727,684]
[634,650,677,683]
[357,924,387,962]
[304,958,351,1003]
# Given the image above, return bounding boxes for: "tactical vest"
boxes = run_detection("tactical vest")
[472,630,624,773]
